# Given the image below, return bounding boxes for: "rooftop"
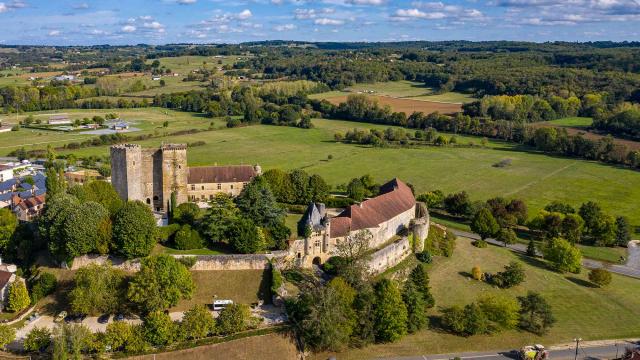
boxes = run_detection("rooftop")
[188,165,258,184]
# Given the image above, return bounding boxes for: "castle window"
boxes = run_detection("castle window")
[314,239,321,247]
[201,185,204,190]
[191,185,195,191]
[153,196,159,201]
[146,198,151,204]
[200,195,205,200]
[209,195,214,200]
[217,183,221,190]
[230,185,234,190]
[133,161,136,166]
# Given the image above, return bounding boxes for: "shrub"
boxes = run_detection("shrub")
[217,304,254,335]
[441,306,466,334]
[7,281,30,312]
[324,196,356,208]
[271,265,283,295]
[478,294,520,330]
[23,327,51,352]
[588,268,612,287]
[0,324,15,350]
[441,303,489,336]
[543,237,582,273]
[491,261,526,288]
[157,223,180,243]
[472,266,483,281]
[424,225,456,257]
[29,272,57,305]
[415,251,432,264]
[322,256,347,276]
[177,256,197,269]
[518,291,555,335]
[174,224,204,250]
[142,311,176,346]
[472,239,488,248]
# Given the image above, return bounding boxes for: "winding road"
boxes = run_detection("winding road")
[446,228,640,279]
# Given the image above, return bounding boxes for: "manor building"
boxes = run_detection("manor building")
[293,178,429,267]
[110,144,260,212]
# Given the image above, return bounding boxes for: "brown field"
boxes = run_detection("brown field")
[534,122,640,151]
[324,95,462,115]
[127,333,299,360]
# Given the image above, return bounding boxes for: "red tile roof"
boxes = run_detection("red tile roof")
[16,194,45,210]
[188,165,257,184]
[0,271,12,289]
[329,178,415,238]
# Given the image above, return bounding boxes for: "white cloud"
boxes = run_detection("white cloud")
[143,21,164,29]
[0,3,7,13]
[394,8,447,19]
[177,0,196,4]
[314,18,345,25]
[346,0,385,4]
[237,9,252,20]
[72,2,89,9]
[121,25,136,32]
[274,23,297,31]
[48,30,61,36]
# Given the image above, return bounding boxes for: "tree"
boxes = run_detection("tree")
[23,327,51,352]
[200,193,239,244]
[308,174,329,203]
[235,176,285,228]
[588,268,612,287]
[7,280,30,312]
[0,208,18,255]
[113,201,157,259]
[69,263,126,316]
[408,264,435,308]
[128,254,195,313]
[42,193,80,261]
[227,217,265,254]
[615,216,631,246]
[478,294,520,330]
[526,239,537,257]
[463,302,490,336]
[440,305,466,335]
[471,208,500,240]
[347,178,366,202]
[174,224,204,250]
[104,321,133,352]
[472,266,483,281]
[444,191,471,216]
[142,311,176,346]
[30,272,57,305]
[181,305,216,340]
[373,279,408,342]
[82,181,123,215]
[497,228,517,247]
[52,323,94,359]
[0,324,15,350]
[492,261,526,288]
[289,169,310,204]
[173,202,202,225]
[402,280,428,333]
[62,201,111,259]
[517,291,556,335]
[217,303,253,335]
[543,237,582,273]
[333,230,372,289]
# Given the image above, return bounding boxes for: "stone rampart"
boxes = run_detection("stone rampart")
[368,237,412,275]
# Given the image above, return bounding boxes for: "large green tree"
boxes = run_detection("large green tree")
[0,324,15,350]
[227,217,265,254]
[402,280,428,333]
[69,263,126,316]
[181,305,216,340]
[62,201,111,259]
[0,208,17,255]
[235,176,285,228]
[373,279,408,343]
[112,201,157,259]
[200,193,239,244]
[543,237,582,273]
[517,291,556,335]
[471,208,500,240]
[42,193,80,260]
[7,280,30,312]
[128,254,195,313]
[142,311,176,346]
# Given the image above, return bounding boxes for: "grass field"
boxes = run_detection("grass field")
[310,80,476,104]
[546,117,593,128]
[170,270,270,312]
[322,95,462,115]
[51,116,640,232]
[315,239,640,360]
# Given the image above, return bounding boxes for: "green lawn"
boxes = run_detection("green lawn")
[315,239,640,360]
[310,81,476,104]
[576,244,627,264]
[51,116,640,233]
[545,117,593,128]
[285,213,303,238]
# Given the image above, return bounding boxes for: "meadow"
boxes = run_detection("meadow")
[315,239,640,360]
[47,116,640,230]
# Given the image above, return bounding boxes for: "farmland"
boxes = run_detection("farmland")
[314,239,640,360]
[321,94,463,115]
[35,114,640,231]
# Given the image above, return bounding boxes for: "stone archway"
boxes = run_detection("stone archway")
[312,257,322,266]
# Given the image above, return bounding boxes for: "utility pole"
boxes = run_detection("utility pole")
[574,338,582,360]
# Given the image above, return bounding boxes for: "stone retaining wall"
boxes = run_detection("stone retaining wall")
[367,237,412,275]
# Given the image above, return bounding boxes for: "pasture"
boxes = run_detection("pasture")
[47,115,640,231]
[322,94,463,115]
[314,239,640,360]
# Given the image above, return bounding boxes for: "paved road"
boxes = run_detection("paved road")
[447,229,640,279]
[379,341,639,360]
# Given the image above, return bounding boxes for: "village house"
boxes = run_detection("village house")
[187,165,260,202]
[12,194,46,221]
[64,168,103,185]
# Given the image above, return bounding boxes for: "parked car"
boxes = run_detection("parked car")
[114,314,125,322]
[98,314,110,324]
[54,311,67,323]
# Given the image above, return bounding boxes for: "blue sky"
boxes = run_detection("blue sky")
[0,0,639,45]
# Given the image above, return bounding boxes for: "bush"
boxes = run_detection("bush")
[217,304,254,335]
[29,272,57,305]
[491,261,526,289]
[271,265,283,295]
[324,196,356,208]
[472,266,483,281]
[415,251,432,264]
[177,256,197,269]
[472,239,488,248]
[174,224,204,250]
[588,268,612,287]
[23,327,51,352]
[7,281,30,312]
[478,294,520,330]
[322,256,347,276]
[157,223,180,243]
[441,303,489,336]
[424,225,456,257]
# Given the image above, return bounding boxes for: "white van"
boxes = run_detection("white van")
[213,299,233,311]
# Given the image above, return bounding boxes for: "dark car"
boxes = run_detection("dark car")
[98,314,110,324]
[114,314,125,322]
[72,314,87,323]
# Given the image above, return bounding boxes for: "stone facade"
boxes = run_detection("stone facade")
[111,144,258,212]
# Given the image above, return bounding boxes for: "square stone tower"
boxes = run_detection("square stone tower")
[110,144,188,213]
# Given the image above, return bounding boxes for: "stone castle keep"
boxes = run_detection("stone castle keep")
[111,144,260,212]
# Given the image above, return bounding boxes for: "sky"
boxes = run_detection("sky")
[0,0,639,45]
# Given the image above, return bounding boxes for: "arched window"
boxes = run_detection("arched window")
[146,198,151,204]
